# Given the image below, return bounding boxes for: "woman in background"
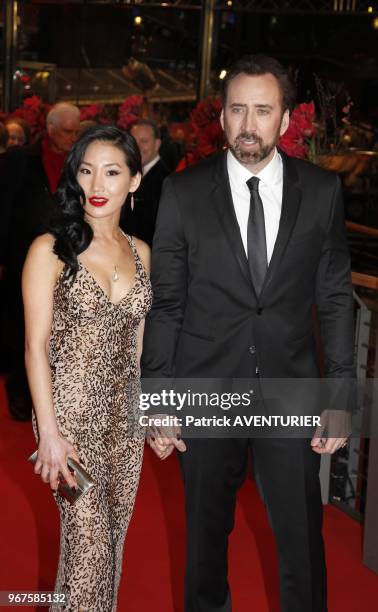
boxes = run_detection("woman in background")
[22,125,152,611]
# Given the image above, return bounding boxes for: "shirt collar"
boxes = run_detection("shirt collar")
[227,147,282,189]
[143,155,160,176]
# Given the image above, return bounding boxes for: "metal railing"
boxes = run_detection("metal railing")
[325,222,378,574]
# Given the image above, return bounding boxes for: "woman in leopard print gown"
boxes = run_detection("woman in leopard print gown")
[23,126,152,611]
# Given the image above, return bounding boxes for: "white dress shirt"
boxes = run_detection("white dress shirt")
[227,148,283,264]
[143,155,160,176]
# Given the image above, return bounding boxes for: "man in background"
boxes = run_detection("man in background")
[1,102,80,420]
[121,118,169,246]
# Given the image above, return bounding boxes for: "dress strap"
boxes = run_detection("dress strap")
[120,230,144,274]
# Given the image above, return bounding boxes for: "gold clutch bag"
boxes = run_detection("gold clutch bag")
[28,451,95,505]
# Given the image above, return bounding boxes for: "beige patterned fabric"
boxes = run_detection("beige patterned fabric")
[34,235,152,612]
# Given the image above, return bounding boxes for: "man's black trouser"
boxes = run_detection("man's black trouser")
[179,437,327,612]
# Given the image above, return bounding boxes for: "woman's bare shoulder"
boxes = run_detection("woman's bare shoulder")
[26,233,63,275]
[29,232,55,253]
[132,237,151,273]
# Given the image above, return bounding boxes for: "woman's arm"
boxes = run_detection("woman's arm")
[22,233,79,490]
[133,237,151,368]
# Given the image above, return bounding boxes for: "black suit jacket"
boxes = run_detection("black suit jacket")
[0,151,11,264]
[120,158,169,247]
[1,141,57,348]
[142,151,355,389]
[2,141,56,275]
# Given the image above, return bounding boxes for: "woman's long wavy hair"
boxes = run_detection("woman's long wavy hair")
[50,124,142,276]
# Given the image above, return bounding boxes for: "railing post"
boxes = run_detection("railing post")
[2,0,18,113]
[198,0,215,100]
[363,337,378,574]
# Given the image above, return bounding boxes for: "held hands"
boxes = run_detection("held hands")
[311,409,352,454]
[34,433,80,491]
[146,414,186,460]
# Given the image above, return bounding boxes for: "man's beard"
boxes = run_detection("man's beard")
[229,130,278,166]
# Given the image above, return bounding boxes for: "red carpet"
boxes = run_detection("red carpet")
[0,377,377,611]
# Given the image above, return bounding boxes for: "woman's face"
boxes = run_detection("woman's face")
[77,140,140,220]
[6,122,26,147]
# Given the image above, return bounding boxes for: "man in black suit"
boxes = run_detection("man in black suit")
[1,103,80,419]
[120,118,169,246]
[142,55,354,611]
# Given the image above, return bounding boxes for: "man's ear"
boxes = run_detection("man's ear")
[220,109,225,131]
[130,171,142,194]
[279,109,290,137]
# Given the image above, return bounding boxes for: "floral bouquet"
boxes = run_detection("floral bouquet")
[80,104,105,122]
[10,95,50,142]
[117,95,145,130]
[278,101,316,160]
[176,97,225,170]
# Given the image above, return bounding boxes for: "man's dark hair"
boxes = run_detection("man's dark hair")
[130,118,160,140]
[221,54,296,112]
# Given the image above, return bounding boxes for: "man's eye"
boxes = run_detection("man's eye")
[231,107,244,113]
[107,170,120,176]
[257,109,269,115]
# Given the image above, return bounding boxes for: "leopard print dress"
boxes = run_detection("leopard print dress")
[42,234,152,612]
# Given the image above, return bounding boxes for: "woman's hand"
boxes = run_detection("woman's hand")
[34,433,81,491]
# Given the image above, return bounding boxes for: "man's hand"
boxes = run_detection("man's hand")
[311,409,351,454]
[146,414,187,460]
[311,436,348,454]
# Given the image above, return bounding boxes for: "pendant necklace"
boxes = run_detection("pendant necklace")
[112,229,125,282]
[112,266,119,282]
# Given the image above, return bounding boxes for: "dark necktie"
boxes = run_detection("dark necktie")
[246,176,268,295]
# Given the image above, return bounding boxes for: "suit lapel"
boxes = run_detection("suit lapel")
[212,153,254,292]
[211,150,302,298]
[260,151,302,296]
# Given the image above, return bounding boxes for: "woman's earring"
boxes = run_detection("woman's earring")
[131,193,134,211]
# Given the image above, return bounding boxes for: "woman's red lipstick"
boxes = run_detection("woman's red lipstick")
[88,196,109,207]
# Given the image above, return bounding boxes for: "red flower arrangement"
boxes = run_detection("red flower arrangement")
[10,95,50,142]
[190,97,222,131]
[176,97,225,171]
[278,101,316,159]
[80,104,105,122]
[117,95,145,130]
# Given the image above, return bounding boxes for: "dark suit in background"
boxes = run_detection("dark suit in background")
[1,141,57,419]
[142,149,355,612]
[1,102,80,418]
[0,149,11,373]
[120,157,169,246]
